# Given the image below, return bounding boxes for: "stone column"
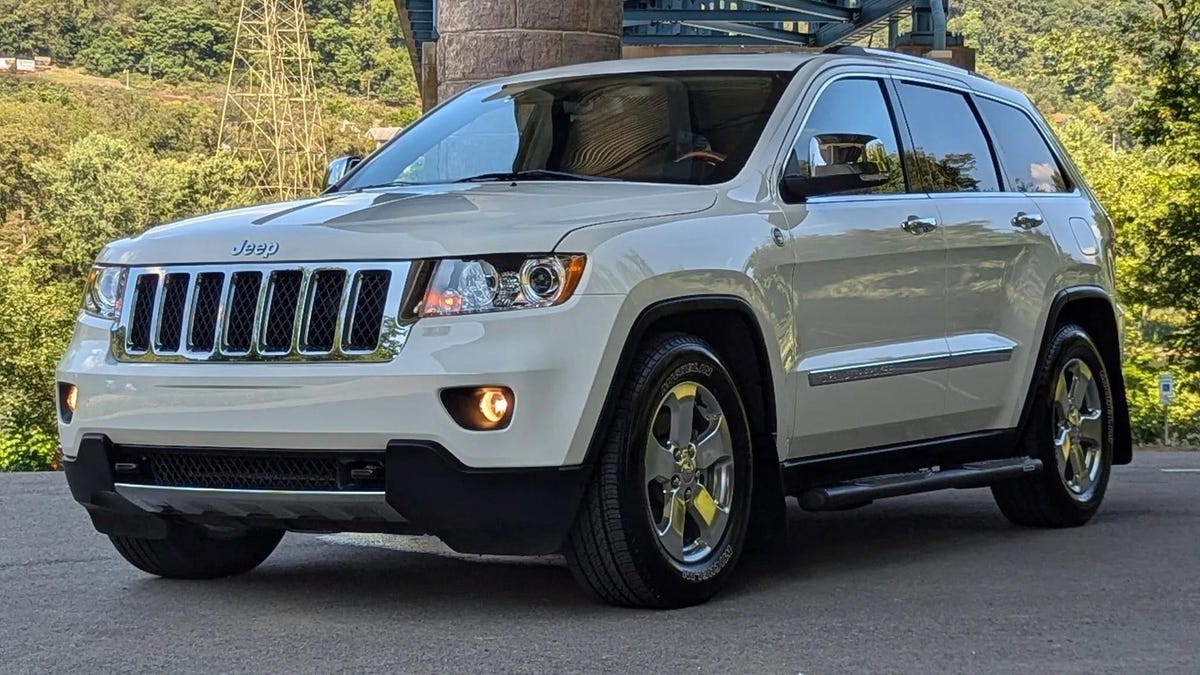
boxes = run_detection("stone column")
[435,0,623,103]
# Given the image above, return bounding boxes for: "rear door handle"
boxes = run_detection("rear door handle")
[901,215,938,235]
[1012,212,1044,230]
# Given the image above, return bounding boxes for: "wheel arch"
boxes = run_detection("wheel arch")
[1021,286,1132,465]
[582,295,788,548]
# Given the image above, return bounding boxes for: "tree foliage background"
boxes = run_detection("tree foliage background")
[0,0,420,469]
[3,0,1200,469]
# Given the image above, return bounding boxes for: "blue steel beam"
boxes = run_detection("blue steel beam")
[623,34,807,46]
[679,21,813,46]
[738,0,853,21]
[814,0,914,46]
[624,9,831,24]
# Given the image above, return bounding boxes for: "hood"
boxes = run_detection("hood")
[97,182,718,266]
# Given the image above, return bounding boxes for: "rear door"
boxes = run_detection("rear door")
[777,72,949,458]
[893,79,1061,436]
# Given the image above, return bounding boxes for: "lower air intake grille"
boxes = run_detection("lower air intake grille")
[146,451,342,491]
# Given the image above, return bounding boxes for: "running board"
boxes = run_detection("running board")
[798,458,1043,512]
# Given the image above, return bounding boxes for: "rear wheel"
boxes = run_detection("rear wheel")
[110,522,283,579]
[566,333,753,608]
[992,324,1113,527]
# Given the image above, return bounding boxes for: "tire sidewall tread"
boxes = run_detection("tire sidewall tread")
[567,332,754,608]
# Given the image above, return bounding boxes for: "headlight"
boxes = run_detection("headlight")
[82,265,126,319]
[419,254,586,317]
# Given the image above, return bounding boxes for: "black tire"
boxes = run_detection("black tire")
[566,333,754,608]
[110,522,284,579]
[992,324,1114,527]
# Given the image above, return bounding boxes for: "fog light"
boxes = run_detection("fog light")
[478,388,509,424]
[441,386,515,430]
[58,383,77,423]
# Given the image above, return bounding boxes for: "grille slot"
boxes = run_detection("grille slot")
[156,273,190,352]
[146,451,342,491]
[345,271,391,351]
[223,272,262,353]
[189,272,225,352]
[127,274,158,352]
[263,270,302,352]
[113,262,409,362]
[303,270,347,352]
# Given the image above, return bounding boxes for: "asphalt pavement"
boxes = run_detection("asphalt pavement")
[2,451,1198,674]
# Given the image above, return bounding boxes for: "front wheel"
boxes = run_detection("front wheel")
[110,522,284,579]
[567,333,753,608]
[992,324,1114,527]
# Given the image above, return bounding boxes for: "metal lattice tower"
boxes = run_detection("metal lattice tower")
[218,0,326,201]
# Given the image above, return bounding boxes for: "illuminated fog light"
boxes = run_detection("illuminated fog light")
[441,386,515,430]
[58,383,77,423]
[478,388,510,424]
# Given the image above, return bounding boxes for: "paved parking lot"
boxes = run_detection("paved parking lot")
[2,451,1198,674]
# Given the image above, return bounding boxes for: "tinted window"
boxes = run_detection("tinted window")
[896,82,1000,193]
[788,78,906,195]
[340,71,794,188]
[977,98,1070,193]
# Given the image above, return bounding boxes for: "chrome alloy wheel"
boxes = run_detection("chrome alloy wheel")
[1053,358,1104,500]
[643,381,735,565]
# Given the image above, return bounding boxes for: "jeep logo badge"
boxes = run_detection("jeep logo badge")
[231,239,280,259]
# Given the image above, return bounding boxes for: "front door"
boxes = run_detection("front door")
[777,74,949,458]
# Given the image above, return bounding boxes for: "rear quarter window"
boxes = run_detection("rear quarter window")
[976,98,1072,193]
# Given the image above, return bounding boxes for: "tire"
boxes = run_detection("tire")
[110,522,284,579]
[566,332,754,608]
[992,324,1114,528]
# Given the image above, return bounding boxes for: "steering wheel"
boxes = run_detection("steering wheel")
[674,150,728,165]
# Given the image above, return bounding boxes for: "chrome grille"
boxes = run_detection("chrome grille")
[113,262,412,362]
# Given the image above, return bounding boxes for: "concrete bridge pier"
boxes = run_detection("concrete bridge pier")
[434,0,623,104]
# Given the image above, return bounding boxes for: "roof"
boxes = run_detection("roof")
[486,49,1028,107]
[489,52,816,87]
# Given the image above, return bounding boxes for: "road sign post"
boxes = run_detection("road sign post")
[1159,373,1175,446]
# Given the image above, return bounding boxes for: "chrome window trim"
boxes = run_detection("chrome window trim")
[111,261,413,363]
[777,68,1084,204]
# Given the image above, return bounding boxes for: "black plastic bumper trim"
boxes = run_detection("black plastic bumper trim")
[65,434,170,539]
[385,441,590,556]
[64,435,592,554]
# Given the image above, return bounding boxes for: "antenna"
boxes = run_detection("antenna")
[218,0,326,201]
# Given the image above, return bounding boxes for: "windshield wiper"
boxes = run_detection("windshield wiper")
[346,180,419,192]
[454,170,618,183]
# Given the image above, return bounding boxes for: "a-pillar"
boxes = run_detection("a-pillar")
[435,0,623,103]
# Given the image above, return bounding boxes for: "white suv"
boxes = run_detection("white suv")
[59,48,1131,608]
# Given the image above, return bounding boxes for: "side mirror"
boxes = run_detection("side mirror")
[325,155,362,189]
[779,164,890,202]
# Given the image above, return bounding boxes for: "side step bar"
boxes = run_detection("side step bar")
[798,457,1043,512]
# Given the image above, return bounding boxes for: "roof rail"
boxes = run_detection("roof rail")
[821,45,989,81]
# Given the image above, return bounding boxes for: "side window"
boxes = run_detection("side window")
[788,78,906,195]
[976,98,1070,193]
[896,82,1000,193]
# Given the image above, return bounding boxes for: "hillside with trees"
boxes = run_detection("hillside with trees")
[2,0,1200,469]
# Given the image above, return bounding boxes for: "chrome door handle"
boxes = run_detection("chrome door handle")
[902,215,938,235]
[1012,212,1044,230]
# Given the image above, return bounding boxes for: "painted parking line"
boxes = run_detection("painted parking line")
[1160,468,1200,473]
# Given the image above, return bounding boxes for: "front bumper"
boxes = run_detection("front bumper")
[66,434,590,555]
[57,294,624,469]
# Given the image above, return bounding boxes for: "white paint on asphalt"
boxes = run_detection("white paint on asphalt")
[1160,469,1200,473]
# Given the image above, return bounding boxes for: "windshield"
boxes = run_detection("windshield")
[339,70,794,189]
